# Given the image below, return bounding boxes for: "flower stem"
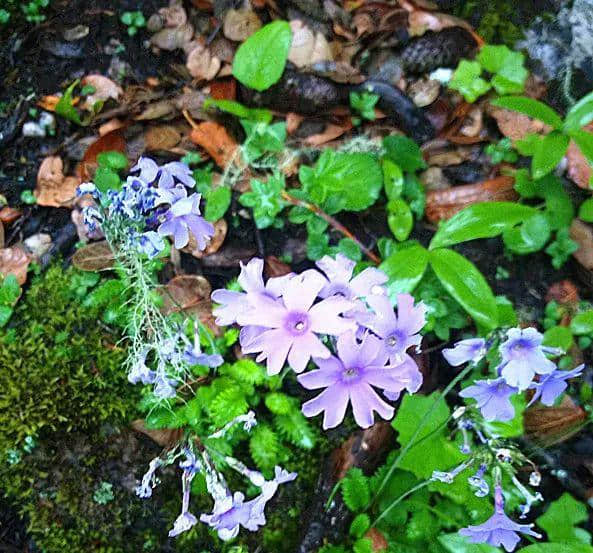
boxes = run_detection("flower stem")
[280,190,381,264]
[371,480,431,527]
[372,364,474,501]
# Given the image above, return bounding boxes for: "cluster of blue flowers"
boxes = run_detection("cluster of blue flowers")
[77,157,214,259]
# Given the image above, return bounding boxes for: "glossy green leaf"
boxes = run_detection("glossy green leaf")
[478,45,527,95]
[571,129,593,165]
[532,131,570,179]
[56,79,83,125]
[449,60,491,103]
[502,213,551,254]
[232,21,292,91]
[203,98,272,123]
[204,186,231,221]
[543,326,574,351]
[387,199,413,241]
[439,533,499,553]
[518,544,593,553]
[94,167,121,193]
[570,311,593,336]
[429,248,498,330]
[379,243,429,298]
[429,202,537,249]
[383,158,404,199]
[490,96,563,129]
[382,135,427,172]
[536,493,592,545]
[579,198,593,222]
[564,91,593,131]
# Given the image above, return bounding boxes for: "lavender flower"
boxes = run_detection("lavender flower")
[136,457,163,498]
[528,365,584,406]
[128,348,156,385]
[459,485,540,552]
[298,331,412,429]
[443,338,487,366]
[153,372,178,399]
[499,328,558,390]
[468,464,490,497]
[137,231,165,258]
[432,461,472,484]
[459,378,518,422]
[169,471,198,537]
[315,253,387,300]
[238,272,355,374]
[356,293,426,365]
[132,157,195,189]
[158,192,214,250]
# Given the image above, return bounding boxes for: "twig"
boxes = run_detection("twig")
[281,190,381,265]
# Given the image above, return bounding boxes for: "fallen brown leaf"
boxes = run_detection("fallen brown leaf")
[150,23,194,51]
[0,222,4,249]
[265,256,292,278]
[305,119,353,146]
[184,219,227,257]
[71,241,115,271]
[0,207,22,224]
[286,112,304,134]
[545,280,580,306]
[425,175,517,222]
[566,123,593,189]
[81,75,123,110]
[223,8,261,41]
[570,219,593,271]
[158,3,187,27]
[145,125,182,151]
[131,419,183,447]
[288,20,333,68]
[210,79,237,100]
[524,396,586,446]
[186,43,221,81]
[189,121,238,168]
[79,129,127,181]
[0,247,30,285]
[135,99,177,120]
[35,156,80,208]
[487,104,549,141]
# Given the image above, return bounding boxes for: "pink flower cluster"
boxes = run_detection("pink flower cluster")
[212,255,427,429]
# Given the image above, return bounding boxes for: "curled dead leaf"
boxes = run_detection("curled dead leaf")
[72,241,115,271]
[0,247,31,285]
[524,396,587,446]
[566,123,593,189]
[186,43,221,81]
[0,207,22,224]
[223,8,261,41]
[487,104,549,141]
[158,4,187,27]
[35,156,81,208]
[79,129,126,181]
[305,119,353,146]
[131,419,183,447]
[426,175,516,222]
[288,20,333,68]
[570,219,593,271]
[184,219,227,258]
[151,23,194,51]
[546,280,580,306]
[135,99,177,120]
[81,75,123,110]
[265,256,292,278]
[144,125,182,151]
[189,121,238,168]
[160,275,211,314]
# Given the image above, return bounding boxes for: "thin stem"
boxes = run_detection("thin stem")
[372,364,474,501]
[281,190,381,265]
[371,480,431,527]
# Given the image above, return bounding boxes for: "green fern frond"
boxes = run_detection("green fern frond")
[249,424,280,471]
[274,410,317,450]
[341,468,370,513]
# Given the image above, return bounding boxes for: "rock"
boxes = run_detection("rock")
[24,233,52,259]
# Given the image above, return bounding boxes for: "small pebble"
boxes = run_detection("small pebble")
[63,24,89,41]
[408,78,440,107]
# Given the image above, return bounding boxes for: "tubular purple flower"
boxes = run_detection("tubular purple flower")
[432,460,472,484]
[468,464,490,497]
[238,272,355,374]
[131,157,195,189]
[153,372,178,399]
[459,378,518,422]
[137,231,165,258]
[528,365,584,406]
[315,253,388,300]
[169,471,198,537]
[298,330,412,429]
[443,338,487,366]
[135,457,163,499]
[128,347,157,385]
[356,293,426,365]
[158,192,214,250]
[498,328,558,390]
[459,484,541,551]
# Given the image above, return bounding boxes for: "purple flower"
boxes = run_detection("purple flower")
[135,457,163,498]
[356,293,426,365]
[153,372,178,399]
[298,331,411,429]
[183,344,223,368]
[528,365,584,407]
[238,272,355,374]
[459,378,518,422]
[459,485,541,552]
[158,192,214,250]
[499,328,558,390]
[128,348,156,385]
[132,157,195,189]
[468,464,490,497]
[443,338,487,366]
[169,511,198,537]
[137,231,165,258]
[382,353,423,401]
[315,254,387,300]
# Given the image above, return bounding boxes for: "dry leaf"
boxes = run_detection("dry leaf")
[265,256,292,278]
[35,156,81,208]
[570,219,593,271]
[0,247,30,285]
[23,233,52,260]
[566,123,593,189]
[81,75,123,109]
[524,396,587,446]
[79,129,126,181]
[158,4,187,27]
[210,79,237,100]
[408,77,440,107]
[151,23,194,51]
[223,8,261,41]
[71,241,115,271]
[99,118,125,136]
[0,222,4,249]
[145,125,182,151]
[408,10,480,41]
[186,43,221,81]
[135,99,177,120]
[184,219,227,257]
[426,175,516,222]
[288,20,333,68]
[365,528,388,552]
[545,280,579,306]
[189,121,238,167]
[131,419,183,447]
[37,95,61,112]
[305,119,353,146]
[286,112,304,134]
[487,104,549,141]
[0,207,22,224]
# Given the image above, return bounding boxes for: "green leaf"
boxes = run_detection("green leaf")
[564,91,593,131]
[429,202,537,249]
[438,533,499,553]
[232,21,292,91]
[249,424,280,471]
[56,79,83,125]
[571,129,593,166]
[239,174,286,228]
[349,513,371,538]
[490,96,563,129]
[383,135,427,172]
[306,231,330,261]
[203,98,272,123]
[94,166,121,193]
[532,131,570,179]
[543,325,574,351]
[546,228,578,269]
[341,468,370,512]
[300,150,383,212]
[502,213,551,254]
[241,120,286,161]
[536,493,591,545]
[392,392,465,479]
[448,60,492,103]
[478,45,527,95]
[518,544,593,553]
[579,198,593,222]
[429,248,498,330]
[383,158,404,199]
[379,243,429,298]
[570,311,593,336]
[204,186,231,221]
[350,91,378,121]
[97,151,128,170]
[0,305,13,327]
[0,274,21,305]
[387,199,413,241]
[496,295,518,327]
[275,410,316,449]
[265,392,293,415]
[353,538,373,553]
[336,238,362,261]
[540,175,574,230]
